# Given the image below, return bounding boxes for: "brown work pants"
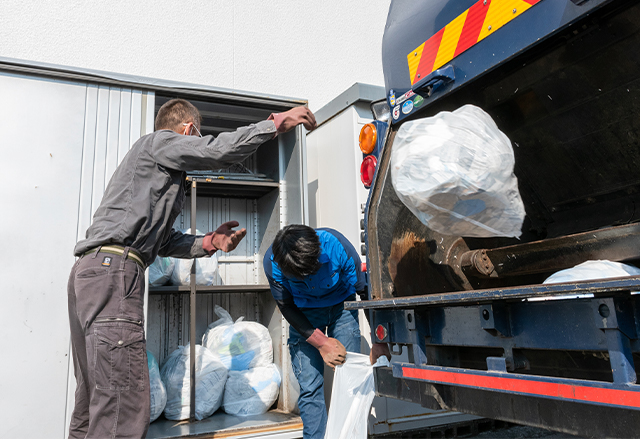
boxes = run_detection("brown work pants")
[67,247,150,439]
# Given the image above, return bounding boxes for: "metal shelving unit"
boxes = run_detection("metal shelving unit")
[148,174,279,422]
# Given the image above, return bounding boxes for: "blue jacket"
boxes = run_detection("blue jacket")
[264,228,366,309]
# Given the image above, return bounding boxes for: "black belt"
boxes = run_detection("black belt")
[84,245,146,269]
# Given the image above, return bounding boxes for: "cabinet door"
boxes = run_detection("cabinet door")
[0,70,154,438]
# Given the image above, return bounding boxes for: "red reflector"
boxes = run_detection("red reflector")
[375,324,387,342]
[361,262,367,272]
[360,155,378,188]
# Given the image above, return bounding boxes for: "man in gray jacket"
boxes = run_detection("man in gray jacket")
[67,98,316,438]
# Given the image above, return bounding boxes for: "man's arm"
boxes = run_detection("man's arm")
[153,106,317,172]
[153,121,276,172]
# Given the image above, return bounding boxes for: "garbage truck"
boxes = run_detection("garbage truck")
[345,0,640,437]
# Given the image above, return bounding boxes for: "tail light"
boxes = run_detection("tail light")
[360,155,377,188]
[375,324,388,342]
[359,123,377,154]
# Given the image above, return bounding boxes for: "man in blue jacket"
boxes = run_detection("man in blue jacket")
[263,225,390,439]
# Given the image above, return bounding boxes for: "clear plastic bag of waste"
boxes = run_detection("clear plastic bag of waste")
[148,350,167,422]
[222,364,281,416]
[202,305,273,371]
[391,104,525,238]
[160,344,228,421]
[149,256,175,287]
[170,229,218,286]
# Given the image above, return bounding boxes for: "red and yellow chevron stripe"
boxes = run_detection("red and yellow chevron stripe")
[408,0,543,86]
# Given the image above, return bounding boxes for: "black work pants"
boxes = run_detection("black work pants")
[67,248,150,439]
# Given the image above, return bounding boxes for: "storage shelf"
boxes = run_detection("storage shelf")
[186,175,278,199]
[149,284,272,295]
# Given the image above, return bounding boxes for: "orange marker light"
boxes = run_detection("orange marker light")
[359,123,377,155]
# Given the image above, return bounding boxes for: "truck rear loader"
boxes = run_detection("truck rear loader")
[347,0,640,437]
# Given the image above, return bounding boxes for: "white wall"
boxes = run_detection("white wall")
[0,0,391,111]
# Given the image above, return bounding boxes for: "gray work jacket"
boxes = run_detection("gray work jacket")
[74,120,277,265]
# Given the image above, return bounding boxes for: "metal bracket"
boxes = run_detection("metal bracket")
[593,298,637,385]
[480,303,511,337]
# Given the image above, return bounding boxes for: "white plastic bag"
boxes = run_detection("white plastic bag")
[170,229,218,286]
[160,344,228,421]
[202,305,273,371]
[147,351,167,423]
[533,260,640,301]
[325,353,390,439]
[391,104,525,238]
[222,364,281,416]
[149,256,175,287]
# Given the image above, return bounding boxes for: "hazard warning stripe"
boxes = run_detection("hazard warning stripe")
[409,0,543,85]
[402,366,640,409]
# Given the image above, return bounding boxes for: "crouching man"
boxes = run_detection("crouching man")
[263,225,391,439]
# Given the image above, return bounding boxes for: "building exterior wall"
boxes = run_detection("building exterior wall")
[0,0,391,111]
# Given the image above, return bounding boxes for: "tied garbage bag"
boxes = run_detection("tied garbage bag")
[202,305,273,371]
[149,256,175,287]
[148,351,167,423]
[532,260,640,301]
[222,364,281,416]
[391,104,525,238]
[325,353,390,439]
[160,344,228,421]
[171,229,218,286]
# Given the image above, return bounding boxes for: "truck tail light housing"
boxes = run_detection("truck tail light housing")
[360,155,377,188]
[359,123,377,154]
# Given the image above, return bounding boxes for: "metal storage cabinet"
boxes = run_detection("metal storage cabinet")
[146,94,308,438]
[0,57,307,439]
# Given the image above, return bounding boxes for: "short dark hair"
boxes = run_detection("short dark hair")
[272,225,321,279]
[155,98,202,132]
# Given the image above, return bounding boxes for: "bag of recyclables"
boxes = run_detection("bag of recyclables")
[391,104,525,238]
[534,260,640,301]
[160,344,228,421]
[149,256,175,287]
[147,351,167,423]
[170,229,218,286]
[222,364,281,416]
[202,305,273,371]
[325,353,390,439]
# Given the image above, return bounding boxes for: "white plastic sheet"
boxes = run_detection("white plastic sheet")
[222,364,281,416]
[160,345,228,421]
[324,353,390,439]
[149,256,175,287]
[147,351,167,423]
[391,104,525,238]
[202,305,273,370]
[170,229,219,286]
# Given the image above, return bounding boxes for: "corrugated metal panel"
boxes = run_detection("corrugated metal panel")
[66,85,154,435]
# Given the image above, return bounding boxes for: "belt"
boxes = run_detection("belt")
[84,245,146,269]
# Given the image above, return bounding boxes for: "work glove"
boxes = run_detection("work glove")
[268,106,317,133]
[202,221,247,254]
[306,328,346,369]
[370,343,391,365]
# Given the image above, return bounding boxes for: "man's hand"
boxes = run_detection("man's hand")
[370,343,391,365]
[306,328,346,369]
[269,106,317,133]
[203,221,247,254]
[318,337,347,369]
